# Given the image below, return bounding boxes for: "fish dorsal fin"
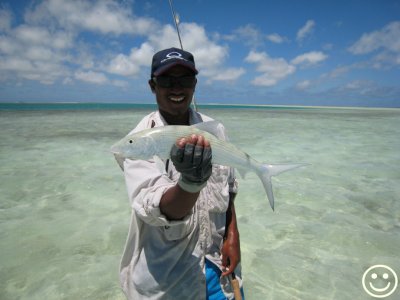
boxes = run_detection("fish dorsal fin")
[192,121,222,138]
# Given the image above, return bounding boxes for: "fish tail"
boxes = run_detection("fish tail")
[257,163,308,211]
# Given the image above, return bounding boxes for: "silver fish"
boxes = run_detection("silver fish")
[111,121,306,211]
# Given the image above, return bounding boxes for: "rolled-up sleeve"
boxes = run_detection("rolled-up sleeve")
[215,122,238,195]
[228,168,239,194]
[124,158,192,227]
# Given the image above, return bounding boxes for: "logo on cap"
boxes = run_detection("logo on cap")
[161,52,187,63]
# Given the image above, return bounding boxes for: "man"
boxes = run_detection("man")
[115,47,244,299]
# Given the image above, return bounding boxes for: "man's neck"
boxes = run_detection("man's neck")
[159,109,190,125]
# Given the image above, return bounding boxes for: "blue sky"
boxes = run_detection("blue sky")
[0,0,399,107]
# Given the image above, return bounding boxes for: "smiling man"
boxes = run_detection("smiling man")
[115,47,245,299]
[149,48,198,125]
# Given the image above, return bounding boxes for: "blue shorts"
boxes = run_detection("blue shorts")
[205,259,245,300]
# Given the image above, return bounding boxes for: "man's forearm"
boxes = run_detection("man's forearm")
[160,184,199,220]
[221,192,241,276]
[225,193,239,239]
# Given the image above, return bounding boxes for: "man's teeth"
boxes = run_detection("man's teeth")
[169,96,185,102]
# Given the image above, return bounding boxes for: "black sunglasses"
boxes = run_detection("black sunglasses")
[153,76,196,88]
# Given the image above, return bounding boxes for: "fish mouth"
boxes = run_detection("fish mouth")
[110,144,120,154]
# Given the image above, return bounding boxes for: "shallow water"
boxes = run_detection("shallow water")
[0,106,399,299]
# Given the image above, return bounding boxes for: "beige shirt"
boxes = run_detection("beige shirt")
[116,109,241,300]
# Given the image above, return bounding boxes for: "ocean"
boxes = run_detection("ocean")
[1,103,399,300]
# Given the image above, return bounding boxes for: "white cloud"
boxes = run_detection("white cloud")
[107,54,141,76]
[227,25,288,46]
[0,1,241,86]
[0,24,70,85]
[145,22,231,80]
[0,0,158,85]
[0,55,67,84]
[232,24,264,47]
[14,25,50,44]
[74,70,108,84]
[348,21,400,69]
[107,43,154,76]
[130,43,154,65]
[266,33,286,44]
[63,77,73,85]
[26,0,157,36]
[205,68,246,82]
[216,32,235,42]
[296,80,311,90]
[348,21,400,54]
[0,35,18,54]
[291,51,328,65]
[245,50,296,86]
[106,22,238,82]
[150,23,229,71]
[112,79,129,88]
[0,8,13,32]
[373,51,400,68]
[343,80,376,95]
[323,65,351,78]
[105,20,243,82]
[0,57,34,73]
[73,49,95,70]
[345,80,365,89]
[147,24,181,50]
[14,25,74,52]
[297,20,315,42]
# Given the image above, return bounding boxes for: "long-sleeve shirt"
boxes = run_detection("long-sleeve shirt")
[115,109,242,300]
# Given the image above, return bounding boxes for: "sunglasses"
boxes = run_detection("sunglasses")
[153,76,196,88]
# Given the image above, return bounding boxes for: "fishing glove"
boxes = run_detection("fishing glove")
[170,141,212,193]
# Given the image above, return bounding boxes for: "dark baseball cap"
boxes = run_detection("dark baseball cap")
[151,47,198,77]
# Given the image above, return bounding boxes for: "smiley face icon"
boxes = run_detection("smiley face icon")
[362,265,398,298]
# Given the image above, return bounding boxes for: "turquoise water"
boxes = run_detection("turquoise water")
[0,102,308,111]
[1,105,399,299]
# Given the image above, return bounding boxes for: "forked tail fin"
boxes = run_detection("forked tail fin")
[257,163,308,211]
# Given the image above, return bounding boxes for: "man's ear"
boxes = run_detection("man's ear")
[148,79,156,94]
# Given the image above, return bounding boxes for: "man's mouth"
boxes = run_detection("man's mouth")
[168,95,185,102]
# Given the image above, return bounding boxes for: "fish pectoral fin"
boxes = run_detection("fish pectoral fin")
[152,155,166,174]
[192,121,222,138]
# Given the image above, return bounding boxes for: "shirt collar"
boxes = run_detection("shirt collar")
[155,108,203,126]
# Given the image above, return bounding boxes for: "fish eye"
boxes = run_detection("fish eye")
[129,140,133,144]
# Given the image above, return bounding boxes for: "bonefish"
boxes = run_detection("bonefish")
[111,121,306,211]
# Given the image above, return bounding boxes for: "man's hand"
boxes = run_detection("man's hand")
[221,195,241,276]
[170,134,212,193]
[221,233,241,276]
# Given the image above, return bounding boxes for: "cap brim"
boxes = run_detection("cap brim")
[153,61,198,76]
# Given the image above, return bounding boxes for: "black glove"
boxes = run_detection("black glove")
[170,141,212,193]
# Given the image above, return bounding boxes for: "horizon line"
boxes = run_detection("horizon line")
[0,101,399,110]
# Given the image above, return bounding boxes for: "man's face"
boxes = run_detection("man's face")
[150,65,197,122]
